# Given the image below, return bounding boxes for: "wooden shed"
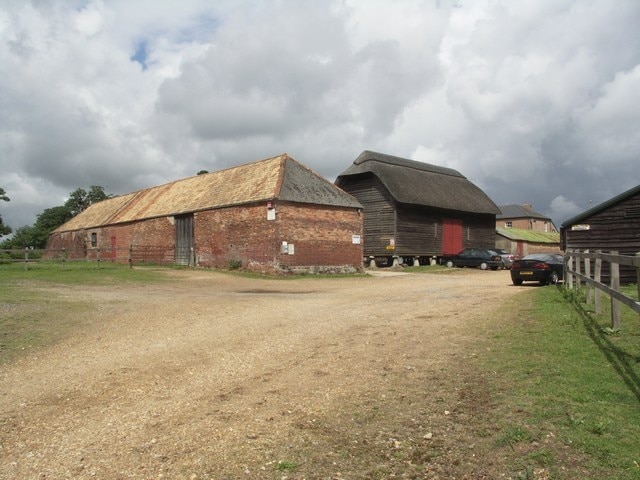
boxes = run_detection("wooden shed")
[561,184,640,284]
[335,150,500,266]
[47,154,364,274]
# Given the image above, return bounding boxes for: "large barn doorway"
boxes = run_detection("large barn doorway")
[442,218,463,255]
[175,214,195,266]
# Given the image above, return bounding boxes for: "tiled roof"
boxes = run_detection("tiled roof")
[497,204,549,220]
[54,154,361,233]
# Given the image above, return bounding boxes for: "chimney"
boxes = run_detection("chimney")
[523,203,533,211]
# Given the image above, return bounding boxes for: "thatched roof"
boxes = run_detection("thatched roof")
[335,150,499,215]
[54,154,361,233]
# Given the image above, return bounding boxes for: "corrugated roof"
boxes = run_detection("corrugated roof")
[561,184,640,227]
[54,154,361,233]
[335,150,500,215]
[496,227,560,244]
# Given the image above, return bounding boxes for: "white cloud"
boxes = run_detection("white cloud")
[1,0,640,235]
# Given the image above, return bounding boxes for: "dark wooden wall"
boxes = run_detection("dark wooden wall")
[338,174,396,256]
[564,191,640,283]
[338,174,497,260]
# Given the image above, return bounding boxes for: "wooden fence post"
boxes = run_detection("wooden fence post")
[129,245,133,269]
[594,250,602,314]
[610,251,621,329]
[62,248,66,270]
[96,248,101,269]
[566,250,574,289]
[584,250,592,305]
[24,248,28,271]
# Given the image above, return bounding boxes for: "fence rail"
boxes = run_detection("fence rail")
[565,249,640,329]
[1,246,182,269]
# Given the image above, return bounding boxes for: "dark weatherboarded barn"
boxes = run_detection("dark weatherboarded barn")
[335,151,500,266]
[47,154,364,274]
[561,184,640,284]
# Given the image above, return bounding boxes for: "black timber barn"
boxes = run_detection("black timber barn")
[561,184,640,284]
[335,151,500,266]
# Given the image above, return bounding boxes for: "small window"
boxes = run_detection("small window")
[505,221,512,228]
[90,232,97,247]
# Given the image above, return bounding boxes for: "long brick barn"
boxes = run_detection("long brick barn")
[46,154,364,274]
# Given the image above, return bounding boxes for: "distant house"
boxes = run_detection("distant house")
[496,227,561,257]
[497,204,557,233]
[561,184,640,284]
[46,154,364,274]
[335,150,500,266]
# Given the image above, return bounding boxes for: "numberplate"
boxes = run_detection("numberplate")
[520,271,533,276]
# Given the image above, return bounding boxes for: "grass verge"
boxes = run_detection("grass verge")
[478,283,640,479]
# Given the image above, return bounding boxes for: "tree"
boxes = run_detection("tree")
[197,170,209,175]
[64,185,113,216]
[0,185,113,249]
[0,187,11,238]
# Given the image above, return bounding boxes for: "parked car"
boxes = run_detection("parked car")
[510,253,564,286]
[494,248,516,269]
[442,248,503,270]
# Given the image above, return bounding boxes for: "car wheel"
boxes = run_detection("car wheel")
[549,271,559,285]
[446,260,454,268]
[513,278,523,286]
[480,262,488,270]
[490,266,499,271]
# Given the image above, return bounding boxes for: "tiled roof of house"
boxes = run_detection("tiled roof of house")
[336,150,500,215]
[54,154,361,233]
[497,204,550,220]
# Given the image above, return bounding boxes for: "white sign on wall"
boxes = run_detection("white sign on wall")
[352,235,361,244]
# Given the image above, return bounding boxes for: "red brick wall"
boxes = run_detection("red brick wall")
[195,204,278,269]
[195,202,363,273]
[46,202,364,273]
[274,202,363,272]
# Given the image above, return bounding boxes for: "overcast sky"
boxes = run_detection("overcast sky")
[1,0,639,233]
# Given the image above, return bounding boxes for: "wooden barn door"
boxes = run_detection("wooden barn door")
[442,218,463,255]
[175,214,195,266]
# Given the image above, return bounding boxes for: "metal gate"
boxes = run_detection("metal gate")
[175,214,195,266]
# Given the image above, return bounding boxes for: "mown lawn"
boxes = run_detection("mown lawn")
[478,283,640,479]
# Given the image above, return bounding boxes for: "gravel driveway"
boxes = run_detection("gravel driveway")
[1,268,523,479]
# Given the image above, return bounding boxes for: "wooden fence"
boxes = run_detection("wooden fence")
[565,249,640,329]
[0,246,181,269]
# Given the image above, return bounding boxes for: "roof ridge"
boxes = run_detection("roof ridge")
[354,150,464,178]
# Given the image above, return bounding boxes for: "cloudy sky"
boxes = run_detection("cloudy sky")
[1,0,639,232]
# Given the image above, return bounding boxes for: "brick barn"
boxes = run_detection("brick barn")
[46,154,364,274]
[335,150,500,267]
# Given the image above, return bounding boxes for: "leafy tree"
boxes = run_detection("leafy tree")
[1,206,73,249]
[0,187,11,238]
[64,185,113,216]
[197,170,209,175]
[0,185,112,249]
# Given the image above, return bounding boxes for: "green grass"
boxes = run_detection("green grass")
[479,284,640,479]
[0,262,172,364]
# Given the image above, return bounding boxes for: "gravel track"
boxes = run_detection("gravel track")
[1,268,523,479]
